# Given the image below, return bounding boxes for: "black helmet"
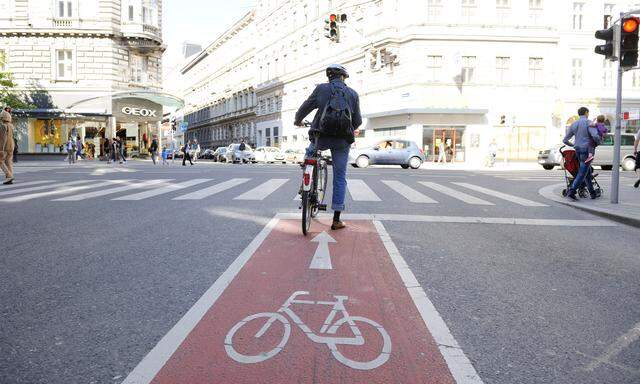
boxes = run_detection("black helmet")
[326,64,349,79]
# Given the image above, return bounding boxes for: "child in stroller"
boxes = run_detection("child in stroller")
[560,146,602,198]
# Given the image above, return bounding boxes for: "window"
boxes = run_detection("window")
[604,3,615,16]
[462,56,476,84]
[273,127,279,146]
[56,49,73,80]
[130,54,148,83]
[495,56,510,85]
[572,58,583,87]
[426,55,443,82]
[265,128,271,146]
[572,3,584,30]
[529,0,543,24]
[0,50,6,72]
[461,0,476,24]
[529,57,543,85]
[603,59,613,87]
[128,5,134,21]
[57,1,72,18]
[496,0,510,24]
[427,0,442,22]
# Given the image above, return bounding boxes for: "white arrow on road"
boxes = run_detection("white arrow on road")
[309,231,337,270]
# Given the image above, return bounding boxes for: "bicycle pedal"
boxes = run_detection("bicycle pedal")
[318,204,327,211]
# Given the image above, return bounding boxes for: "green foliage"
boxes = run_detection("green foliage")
[0,72,36,109]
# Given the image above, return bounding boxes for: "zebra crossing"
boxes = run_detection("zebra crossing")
[0,177,550,207]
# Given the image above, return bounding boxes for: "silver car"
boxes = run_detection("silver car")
[349,139,426,169]
[225,143,255,164]
[538,133,637,171]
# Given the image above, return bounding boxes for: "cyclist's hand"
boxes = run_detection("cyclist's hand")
[354,129,361,136]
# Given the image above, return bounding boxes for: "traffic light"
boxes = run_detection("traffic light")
[324,14,339,42]
[595,26,615,59]
[500,115,506,125]
[171,118,176,131]
[620,17,639,68]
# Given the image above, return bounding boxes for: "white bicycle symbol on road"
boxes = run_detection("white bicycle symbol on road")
[224,291,392,370]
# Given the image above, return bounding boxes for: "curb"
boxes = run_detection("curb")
[538,183,640,228]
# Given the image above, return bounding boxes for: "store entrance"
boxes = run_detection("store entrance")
[423,127,465,162]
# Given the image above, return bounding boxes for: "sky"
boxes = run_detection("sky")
[163,0,256,69]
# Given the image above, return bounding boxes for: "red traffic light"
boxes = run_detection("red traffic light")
[329,14,337,22]
[623,17,639,33]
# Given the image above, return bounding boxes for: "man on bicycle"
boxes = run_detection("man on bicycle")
[294,64,362,230]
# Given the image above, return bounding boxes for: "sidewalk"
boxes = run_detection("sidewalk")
[420,161,543,172]
[539,180,640,228]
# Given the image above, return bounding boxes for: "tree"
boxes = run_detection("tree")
[0,72,35,109]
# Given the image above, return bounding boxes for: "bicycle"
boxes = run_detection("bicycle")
[224,290,392,370]
[300,122,328,236]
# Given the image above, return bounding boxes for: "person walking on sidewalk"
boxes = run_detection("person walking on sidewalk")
[634,128,640,188]
[182,140,193,166]
[149,136,159,165]
[67,137,77,164]
[161,145,168,165]
[0,106,15,184]
[563,107,601,200]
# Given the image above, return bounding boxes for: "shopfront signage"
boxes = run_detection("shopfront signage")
[121,107,157,118]
[113,97,163,123]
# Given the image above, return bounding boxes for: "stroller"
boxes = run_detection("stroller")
[559,145,602,198]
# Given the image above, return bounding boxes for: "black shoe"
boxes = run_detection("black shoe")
[635,180,640,188]
[3,178,14,185]
[567,192,578,201]
[590,193,599,200]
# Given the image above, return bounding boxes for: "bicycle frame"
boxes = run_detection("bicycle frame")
[257,291,365,347]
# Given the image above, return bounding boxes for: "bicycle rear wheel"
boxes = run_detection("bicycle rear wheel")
[301,190,312,235]
[311,162,328,218]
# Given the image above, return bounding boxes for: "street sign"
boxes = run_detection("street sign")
[180,122,189,132]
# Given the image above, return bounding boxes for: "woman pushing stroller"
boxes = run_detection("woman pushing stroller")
[562,107,602,201]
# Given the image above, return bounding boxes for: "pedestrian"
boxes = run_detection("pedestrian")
[118,138,126,164]
[67,137,76,164]
[294,63,362,230]
[111,138,119,164]
[12,127,18,164]
[192,139,201,163]
[104,138,111,163]
[76,135,83,161]
[634,128,640,188]
[487,139,497,167]
[0,106,15,184]
[563,107,601,200]
[170,140,176,164]
[436,142,447,163]
[161,145,168,165]
[182,140,194,166]
[142,132,148,150]
[149,135,158,165]
[239,138,246,151]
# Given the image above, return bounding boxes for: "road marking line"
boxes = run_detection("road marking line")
[373,221,484,383]
[0,180,54,189]
[234,178,289,200]
[583,321,640,373]
[113,179,211,200]
[0,180,91,197]
[121,216,280,384]
[453,182,549,207]
[53,179,172,201]
[419,182,494,205]
[381,180,438,203]
[173,178,250,200]
[0,180,130,202]
[347,179,381,201]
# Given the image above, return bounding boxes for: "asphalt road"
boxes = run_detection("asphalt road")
[0,160,638,384]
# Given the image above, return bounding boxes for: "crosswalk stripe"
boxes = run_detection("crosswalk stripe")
[0,180,92,197]
[113,179,212,201]
[419,182,494,205]
[173,178,250,200]
[0,180,129,202]
[53,179,172,201]
[381,180,438,203]
[0,180,54,189]
[453,182,548,207]
[234,179,289,201]
[347,179,381,201]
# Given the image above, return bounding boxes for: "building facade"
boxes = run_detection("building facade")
[178,0,640,162]
[0,0,174,156]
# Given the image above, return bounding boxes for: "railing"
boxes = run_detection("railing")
[143,24,159,35]
[53,19,74,28]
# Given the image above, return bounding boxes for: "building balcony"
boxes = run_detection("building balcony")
[120,22,162,44]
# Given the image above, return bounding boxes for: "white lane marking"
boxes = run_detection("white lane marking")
[419,182,494,206]
[121,216,280,384]
[0,180,54,189]
[347,179,381,201]
[234,178,289,201]
[293,194,301,201]
[0,180,129,202]
[453,182,548,207]
[113,179,211,201]
[309,231,336,270]
[173,178,250,200]
[0,180,91,197]
[373,221,484,383]
[53,179,172,201]
[583,321,640,372]
[381,180,438,203]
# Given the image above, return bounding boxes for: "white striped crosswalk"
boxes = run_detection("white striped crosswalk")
[0,177,551,207]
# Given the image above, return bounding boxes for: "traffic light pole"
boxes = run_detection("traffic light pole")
[612,61,623,204]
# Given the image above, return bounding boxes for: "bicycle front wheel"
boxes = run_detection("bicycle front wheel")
[302,190,312,235]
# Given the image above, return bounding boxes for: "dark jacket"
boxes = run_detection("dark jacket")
[294,79,362,147]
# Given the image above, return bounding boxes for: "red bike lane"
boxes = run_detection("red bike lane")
[126,218,475,384]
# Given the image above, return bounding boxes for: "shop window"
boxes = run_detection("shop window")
[55,49,73,80]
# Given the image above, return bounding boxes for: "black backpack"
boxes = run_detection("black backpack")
[319,83,353,137]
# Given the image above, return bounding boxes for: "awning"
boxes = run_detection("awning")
[363,108,489,119]
[66,90,184,111]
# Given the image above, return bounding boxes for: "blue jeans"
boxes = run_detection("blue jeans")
[569,148,595,196]
[306,143,349,212]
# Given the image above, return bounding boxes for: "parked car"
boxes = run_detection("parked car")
[254,146,286,163]
[349,139,425,169]
[538,133,637,171]
[212,147,228,162]
[284,149,306,164]
[200,148,215,159]
[225,143,255,163]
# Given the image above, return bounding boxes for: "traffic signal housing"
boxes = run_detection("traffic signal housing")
[595,26,615,59]
[324,14,339,42]
[620,17,639,68]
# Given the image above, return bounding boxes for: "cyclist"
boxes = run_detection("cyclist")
[294,64,362,230]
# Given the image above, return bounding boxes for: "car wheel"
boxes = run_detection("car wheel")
[351,163,359,168]
[401,164,409,169]
[600,165,613,171]
[356,156,370,168]
[542,165,554,170]
[409,157,423,169]
[622,157,636,171]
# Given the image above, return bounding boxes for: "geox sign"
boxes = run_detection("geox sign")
[113,97,162,122]
[121,107,157,117]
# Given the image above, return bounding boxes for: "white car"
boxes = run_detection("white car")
[254,146,286,163]
[284,149,306,164]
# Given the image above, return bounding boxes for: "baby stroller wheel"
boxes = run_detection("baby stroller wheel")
[561,189,568,197]
[578,189,589,198]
